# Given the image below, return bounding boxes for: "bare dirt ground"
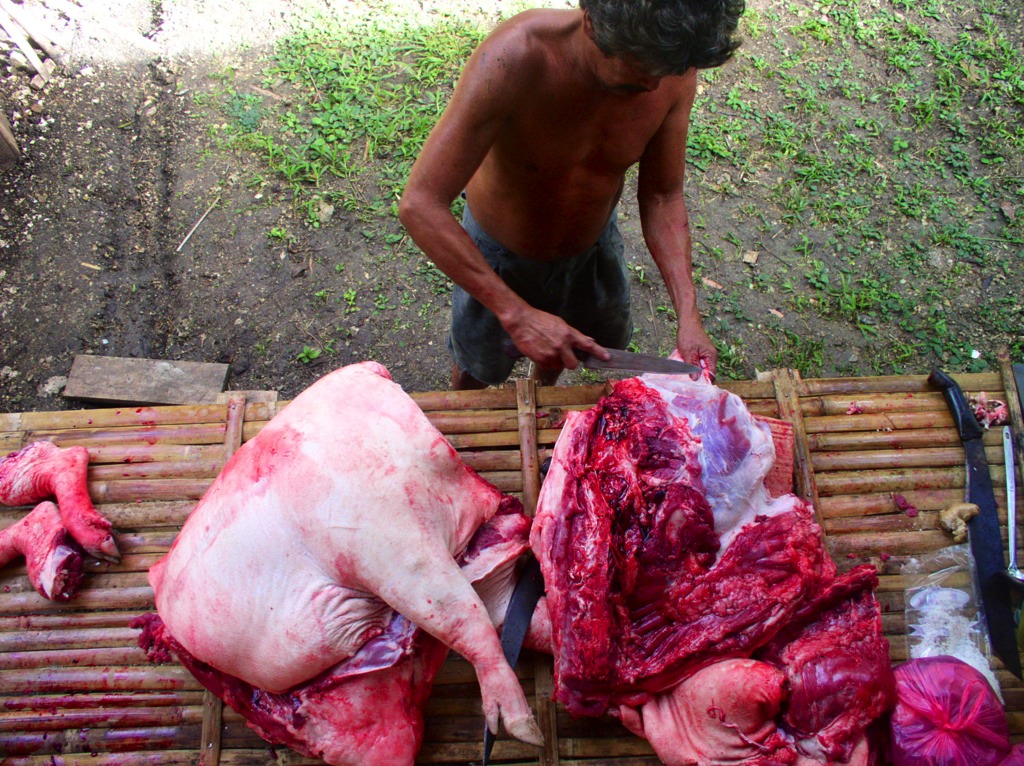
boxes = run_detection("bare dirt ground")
[0,0,1022,414]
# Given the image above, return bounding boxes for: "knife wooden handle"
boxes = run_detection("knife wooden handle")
[928,369,983,442]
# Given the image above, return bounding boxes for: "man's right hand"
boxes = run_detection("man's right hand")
[503,307,609,372]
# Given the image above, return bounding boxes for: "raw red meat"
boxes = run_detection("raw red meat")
[142,361,541,764]
[756,565,895,762]
[532,375,895,763]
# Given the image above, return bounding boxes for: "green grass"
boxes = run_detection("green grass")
[217,0,1023,377]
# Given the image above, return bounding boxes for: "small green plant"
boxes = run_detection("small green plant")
[296,345,323,363]
[628,263,649,285]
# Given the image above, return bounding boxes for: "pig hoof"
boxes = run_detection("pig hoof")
[505,715,544,747]
[90,534,121,564]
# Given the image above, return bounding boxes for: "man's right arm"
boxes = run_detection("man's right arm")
[398,26,607,373]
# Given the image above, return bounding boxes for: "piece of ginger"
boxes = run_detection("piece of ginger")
[939,502,980,543]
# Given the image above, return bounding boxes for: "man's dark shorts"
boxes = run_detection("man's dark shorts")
[449,205,632,386]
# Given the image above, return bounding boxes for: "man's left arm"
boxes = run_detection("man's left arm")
[637,70,718,376]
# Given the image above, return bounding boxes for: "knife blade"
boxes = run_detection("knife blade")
[1005,427,1022,583]
[575,348,703,376]
[501,340,705,377]
[929,369,1022,678]
[482,555,545,765]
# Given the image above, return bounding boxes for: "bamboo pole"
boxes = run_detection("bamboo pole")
[3,725,204,757]
[0,752,290,766]
[536,384,608,408]
[88,477,213,503]
[199,394,246,766]
[0,666,198,693]
[0,625,142,652]
[412,387,517,411]
[475,470,522,493]
[0,610,143,633]
[516,379,541,516]
[0,704,201,731]
[769,369,820,513]
[808,426,1004,453]
[827,529,952,557]
[803,410,954,434]
[0,7,51,82]
[0,0,62,62]
[0,110,19,172]
[815,465,992,496]
[85,443,225,465]
[535,658,560,766]
[0,585,154,614]
[1,690,204,711]
[88,459,224,482]
[818,488,988,519]
[13,424,229,451]
[811,445,1004,472]
[0,403,229,434]
[798,372,1001,396]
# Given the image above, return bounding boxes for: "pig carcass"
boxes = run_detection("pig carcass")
[532,375,895,764]
[0,440,121,600]
[139,361,541,765]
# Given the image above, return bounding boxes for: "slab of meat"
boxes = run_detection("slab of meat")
[532,375,894,763]
[756,565,895,762]
[138,501,531,765]
[144,361,541,763]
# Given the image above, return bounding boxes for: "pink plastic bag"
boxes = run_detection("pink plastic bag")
[891,656,1009,766]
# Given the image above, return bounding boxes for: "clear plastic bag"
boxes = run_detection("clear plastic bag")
[901,544,1001,698]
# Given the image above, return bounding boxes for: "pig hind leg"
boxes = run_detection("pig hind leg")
[364,540,543,746]
[0,501,85,600]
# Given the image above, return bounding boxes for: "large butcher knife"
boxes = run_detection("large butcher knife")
[482,555,545,765]
[502,340,704,376]
[929,369,1023,678]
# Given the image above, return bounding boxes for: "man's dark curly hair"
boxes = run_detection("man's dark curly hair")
[580,0,745,77]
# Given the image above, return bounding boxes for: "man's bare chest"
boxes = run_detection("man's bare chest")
[498,95,671,179]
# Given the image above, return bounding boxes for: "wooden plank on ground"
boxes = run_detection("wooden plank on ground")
[0,111,18,172]
[63,355,229,406]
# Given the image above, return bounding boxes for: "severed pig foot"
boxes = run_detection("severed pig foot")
[0,501,85,600]
[0,441,120,562]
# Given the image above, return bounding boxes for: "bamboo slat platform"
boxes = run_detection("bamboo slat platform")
[2,359,1023,765]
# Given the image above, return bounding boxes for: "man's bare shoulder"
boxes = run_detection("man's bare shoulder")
[472,8,580,76]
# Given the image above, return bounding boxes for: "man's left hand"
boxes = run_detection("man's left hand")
[675,317,718,380]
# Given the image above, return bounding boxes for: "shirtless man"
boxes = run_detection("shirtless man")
[399,0,744,389]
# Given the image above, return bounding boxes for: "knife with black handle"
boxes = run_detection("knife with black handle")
[930,369,1022,678]
[482,555,545,765]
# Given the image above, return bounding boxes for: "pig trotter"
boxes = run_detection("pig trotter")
[0,501,86,600]
[0,441,120,562]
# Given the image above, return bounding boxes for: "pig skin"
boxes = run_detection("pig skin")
[148,361,542,749]
[136,501,532,765]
